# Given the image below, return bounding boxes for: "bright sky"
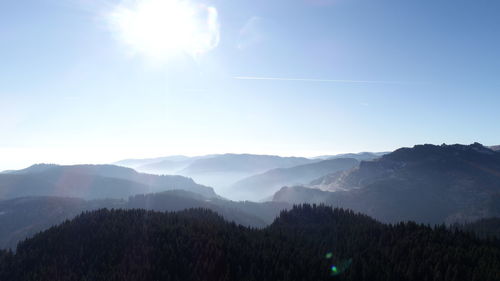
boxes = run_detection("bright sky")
[1,0,499,170]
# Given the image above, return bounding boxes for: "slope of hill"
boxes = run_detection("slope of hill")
[273,185,332,204]
[114,155,193,169]
[0,190,291,249]
[0,164,216,199]
[273,143,500,224]
[490,145,500,151]
[0,196,121,249]
[135,158,195,174]
[231,158,359,201]
[118,155,210,175]
[1,205,499,281]
[314,152,387,161]
[176,154,316,195]
[180,154,314,175]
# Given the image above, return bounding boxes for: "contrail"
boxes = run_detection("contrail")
[234,76,405,84]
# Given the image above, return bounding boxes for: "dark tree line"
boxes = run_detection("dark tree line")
[0,205,499,281]
[451,217,500,239]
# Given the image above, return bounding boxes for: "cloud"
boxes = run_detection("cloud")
[234,76,405,84]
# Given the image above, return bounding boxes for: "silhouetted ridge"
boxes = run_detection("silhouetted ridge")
[1,205,500,281]
[275,143,500,224]
[272,204,380,228]
[452,217,500,239]
[0,190,290,249]
[384,142,499,162]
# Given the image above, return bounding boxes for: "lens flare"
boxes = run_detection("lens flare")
[109,0,220,61]
[325,252,352,276]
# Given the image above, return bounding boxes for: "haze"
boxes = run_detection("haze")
[1,1,500,279]
[1,0,500,170]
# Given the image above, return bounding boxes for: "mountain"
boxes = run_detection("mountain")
[0,196,121,249]
[273,143,500,224]
[1,205,499,281]
[177,154,316,196]
[0,164,216,199]
[115,154,317,198]
[125,191,272,227]
[136,158,195,174]
[490,145,500,151]
[116,155,209,175]
[273,185,332,204]
[0,190,291,249]
[114,155,193,169]
[180,154,314,175]
[231,158,359,201]
[314,152,387,161]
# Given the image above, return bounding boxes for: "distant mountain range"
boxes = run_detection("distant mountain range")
[0,164,216,199]
[116,154,319,197]
[114,155,195,169]
[115,155,207,175]
[231,158,359,201]
[273,143,500,224]
[313,152,387,161]
[179,154,313,175]
[2,143,500,251]
[114,152,385,198]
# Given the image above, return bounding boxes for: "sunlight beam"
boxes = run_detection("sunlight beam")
[109,0,220,61]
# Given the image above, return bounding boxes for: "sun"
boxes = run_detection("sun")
[109,0,220,61]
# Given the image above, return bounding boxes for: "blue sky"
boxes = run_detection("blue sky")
[1,0,499,169]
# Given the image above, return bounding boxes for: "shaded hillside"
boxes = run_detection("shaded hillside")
[0,191,290,249]
[1,205,499,281]
[126,191,268,227]
[274,143,500,224]
[0,164,216,199]
[0,197,120,249]
[231,158,358,201]
[315,152,387,161]
[273,185,332,204]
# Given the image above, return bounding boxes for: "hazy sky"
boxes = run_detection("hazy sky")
[1,0,499,170]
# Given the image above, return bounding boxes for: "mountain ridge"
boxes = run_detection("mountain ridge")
[0,189,291,249]
[0,164,217,199]
[231,158,359,201]
[273,143,500,224]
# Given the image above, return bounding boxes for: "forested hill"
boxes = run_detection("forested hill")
[0,164,217,199]
[275,143,500,224]
[1,205,500,281]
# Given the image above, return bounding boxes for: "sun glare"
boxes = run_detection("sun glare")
[109,0,220,61]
